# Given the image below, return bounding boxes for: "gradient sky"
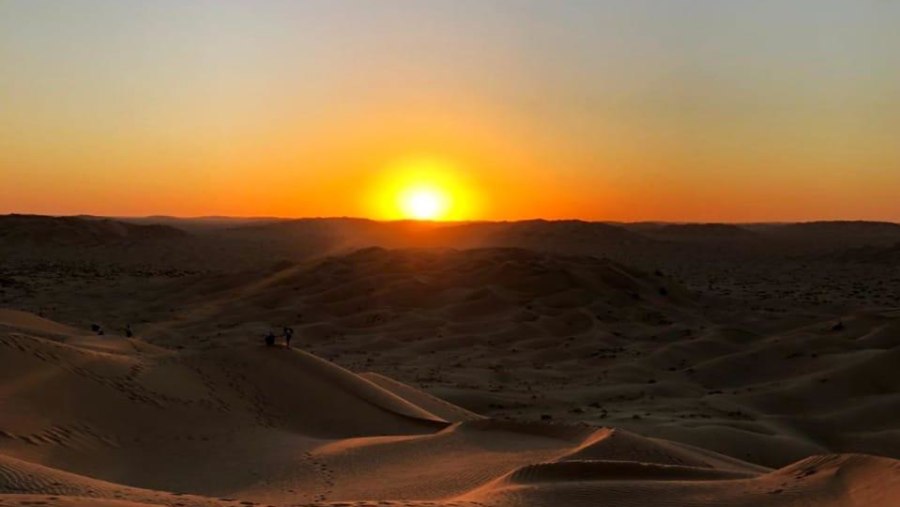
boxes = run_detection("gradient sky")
[2,0,899,221]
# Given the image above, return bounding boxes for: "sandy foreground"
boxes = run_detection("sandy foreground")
[1,304,898,507]
[2,218,900,506]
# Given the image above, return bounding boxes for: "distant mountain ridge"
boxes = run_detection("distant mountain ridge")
[4,214,900,255]
[218,217,647,255]
[0,214,187,246]
[625,223,760,242]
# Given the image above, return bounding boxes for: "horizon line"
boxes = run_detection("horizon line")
[2,212,899,227]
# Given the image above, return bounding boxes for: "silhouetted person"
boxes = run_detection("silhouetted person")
[283,326,294,348]
[265,331,276,347]
[125,324,133,338]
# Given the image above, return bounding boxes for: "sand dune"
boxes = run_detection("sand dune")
[464,453,900,507]
[2,309,899,507]
[6,246,896,465]
[2,218,900,506]
[65,247,887,467]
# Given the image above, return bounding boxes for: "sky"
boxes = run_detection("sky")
[2,0,899,221]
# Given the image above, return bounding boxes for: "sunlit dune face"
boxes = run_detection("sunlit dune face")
[369,156,477,221]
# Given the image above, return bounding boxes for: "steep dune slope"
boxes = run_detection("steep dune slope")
[0,311,449,501]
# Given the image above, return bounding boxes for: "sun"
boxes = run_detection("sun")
[369,156,477,221]
[400,186,449,220]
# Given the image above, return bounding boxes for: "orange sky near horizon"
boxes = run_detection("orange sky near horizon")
[2,1,899,222]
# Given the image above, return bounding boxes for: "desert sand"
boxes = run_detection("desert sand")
[1,215,899,506]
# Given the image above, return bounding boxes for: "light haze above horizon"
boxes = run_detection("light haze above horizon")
[2,0,899,222]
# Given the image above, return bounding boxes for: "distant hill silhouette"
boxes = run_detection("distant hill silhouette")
[0,214,187,246]
[222,217,645,253]
[623,223,758,242]
[433,219,646,253]
[5,214,900,260]
[750,221,900,250]
[119,215,288,233]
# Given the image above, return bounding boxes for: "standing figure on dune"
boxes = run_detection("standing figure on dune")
[265,330,276,347]
[283,326,294,348]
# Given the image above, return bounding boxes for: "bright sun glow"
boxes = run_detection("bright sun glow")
[400,187,449,220]
[369,156,477,221]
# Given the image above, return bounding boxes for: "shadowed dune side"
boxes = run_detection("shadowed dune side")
[560,428,770,475]
[501,460,756,483]
[146,247,698,358]
[463,453,900,507]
